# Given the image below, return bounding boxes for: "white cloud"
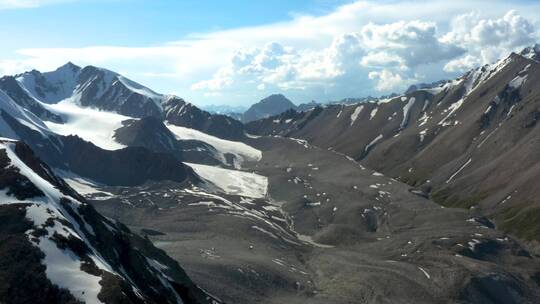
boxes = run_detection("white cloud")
[190,19,465,97]
[368,69,416,91]
[1,1,540,105]
[443,10,539,72]
[359,20,464,68]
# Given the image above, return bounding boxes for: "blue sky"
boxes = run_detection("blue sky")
[1,0,540,106]
[0,1,348,48]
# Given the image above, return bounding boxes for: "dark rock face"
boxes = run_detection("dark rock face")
[0,148,45,200]
[114,116,222,166]
[460,275,527,304]
[75,66,163,119]
[114,117,181,158]
[163,96,245,140]
[242,94,297,123]
[59,135,199,187]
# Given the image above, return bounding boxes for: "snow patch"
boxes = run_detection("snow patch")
[508,74,527,89]
[365,134,383,152]
[43,99,128,150]
[350,105,364,126]
[186,163,267,198]
[167,123,262,168]
[369,107,378,120]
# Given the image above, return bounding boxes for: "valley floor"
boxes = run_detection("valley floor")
[89,135,540,304]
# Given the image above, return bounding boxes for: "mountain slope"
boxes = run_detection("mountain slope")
[0,139,218,304]
[246,48,540,243]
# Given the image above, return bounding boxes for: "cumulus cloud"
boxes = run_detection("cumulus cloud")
[2,1,540,105]
[192,19,465,95]
[368,69,417,92]
[359,20,464,68]
[443,10,539,72]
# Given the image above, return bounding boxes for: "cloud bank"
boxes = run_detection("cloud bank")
[1,0,540,105]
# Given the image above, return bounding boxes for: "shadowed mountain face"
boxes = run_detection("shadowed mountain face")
[0,139,218,304]
[242,94,297,123]
[246,50,540,243]
[114,116,223,166]
[163,96,246,140]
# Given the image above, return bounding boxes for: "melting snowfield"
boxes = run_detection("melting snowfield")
[43,99,129,150]
[167,123,262,167]
[186,162,268,198]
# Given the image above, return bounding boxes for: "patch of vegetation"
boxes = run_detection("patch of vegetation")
[400,171,428,187]
[431,188,489,209]
[496,205,540,242]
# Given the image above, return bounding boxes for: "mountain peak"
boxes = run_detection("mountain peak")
[262,93,290,101]
[242,93,297,122]
[56,61,81,72]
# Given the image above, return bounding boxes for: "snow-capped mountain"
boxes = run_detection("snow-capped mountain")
[14,63,163,117]
[4,64,247,141]
[13,63,163,118]
[0,138,218,304]
[0,62,258,172]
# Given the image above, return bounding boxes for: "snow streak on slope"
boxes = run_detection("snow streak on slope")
[167,123,262,168]
[186,162,268,198]
[43,99,129,150]
[350,105,364,126]
[365,134,383,152]
[369,108,378,120]
[401,97,416,129]
[446,158,472,183]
